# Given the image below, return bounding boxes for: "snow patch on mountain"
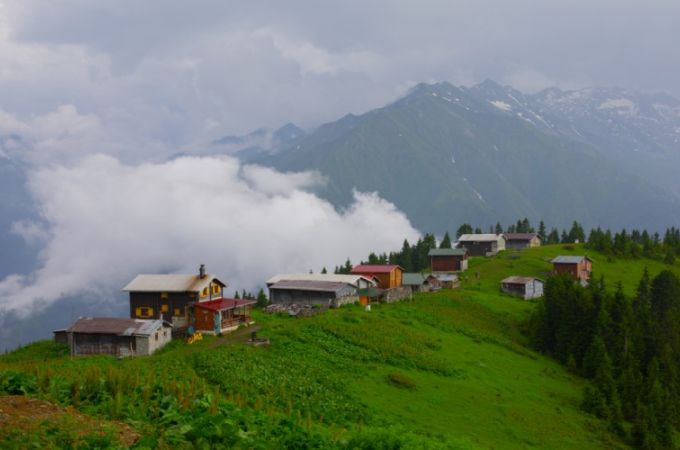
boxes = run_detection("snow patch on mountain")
[490,100,512,112]
[598,98,638,116]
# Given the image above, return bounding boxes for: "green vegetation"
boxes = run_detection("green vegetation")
[2,244,679,448]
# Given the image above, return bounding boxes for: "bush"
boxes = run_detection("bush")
[386,373,417,391]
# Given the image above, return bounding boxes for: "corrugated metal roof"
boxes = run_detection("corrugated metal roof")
[402,273,437,285]
[351,264,402,274]
[193,298,255,311]
[265,273,376,287]
[503,233,539,241]
[433,273,459,282]
[551,255,591,264]
[66,317,166,336]
[428,248,467,256]
[269,280,353,293]
[122,274,226,292]
[457,234,504,242]
[501,276,544,285]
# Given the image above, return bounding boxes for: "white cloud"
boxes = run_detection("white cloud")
[0,155,419,315]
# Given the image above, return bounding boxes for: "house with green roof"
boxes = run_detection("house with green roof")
[428,247,468,272]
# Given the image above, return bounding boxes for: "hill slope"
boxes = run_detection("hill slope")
[250,81,680,233]
[4,245,678,448]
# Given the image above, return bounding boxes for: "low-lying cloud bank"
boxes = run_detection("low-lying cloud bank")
[0,155,419,317]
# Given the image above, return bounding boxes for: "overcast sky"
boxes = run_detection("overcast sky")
[1,0,678,147]
[1,1,678,329]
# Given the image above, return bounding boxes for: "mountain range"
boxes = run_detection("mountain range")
[217,80,680,234]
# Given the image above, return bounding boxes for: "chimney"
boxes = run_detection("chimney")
[199,264,206,279]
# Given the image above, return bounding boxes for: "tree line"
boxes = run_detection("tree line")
[530,270,680,449]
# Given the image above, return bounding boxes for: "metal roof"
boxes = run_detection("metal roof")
[193,298,256,311]
[122,274,226,292]
[503,233,539,241]
[432,273,459,282]
[402,273,437,285]
[551,255,591,264]
[457,234,505,242]
[269,279,353,293]
[66,317,167,336]
[351,264,403,274]
[265,273,376,287]
[428,248,467,256]
[501,276,544,285]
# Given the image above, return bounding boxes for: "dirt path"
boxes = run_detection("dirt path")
[0,395,140,447]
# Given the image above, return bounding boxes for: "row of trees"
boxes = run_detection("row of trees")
[586,227,680,263]
[530,271,680,449]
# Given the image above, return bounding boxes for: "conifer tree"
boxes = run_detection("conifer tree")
[256,288,268,308]
[538,220,547,241]
[439,232,452,249]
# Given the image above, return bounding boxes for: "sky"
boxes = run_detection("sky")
[0,1,678,341]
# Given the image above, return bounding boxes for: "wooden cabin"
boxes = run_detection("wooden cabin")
[266,273,377,306]
[456,234,506,256]
[54,317,171,357]
[351,265,404,289]
[500,276,544,299]
[402,273,441,292]
[123,264,227,327]
[503,233,542,250]
[268,280,360,307]
[428,248,468,272]
[191,298,255,334]
[551,256,593,284]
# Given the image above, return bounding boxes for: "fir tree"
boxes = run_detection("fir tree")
[439,232,452,249]
[256,288,268,308]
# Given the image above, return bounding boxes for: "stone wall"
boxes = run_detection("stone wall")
[332,295,359,308]
[382,286,413,303]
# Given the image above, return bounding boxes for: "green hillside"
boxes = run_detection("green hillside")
[2,245,678,448]
[258,82,680,232]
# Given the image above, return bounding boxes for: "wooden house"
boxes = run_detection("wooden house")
[351,264,404,289]
[503,233,542,250]
[456,234,506,256]
[191,298,255,334]
[500,276,544,299]
[551,256,592,284]
[428,248,468,272]
[402,273,441,292]
[265,273,376,289]
[268,280,360,307]
[123,265,227,327]
[54,317,171,357]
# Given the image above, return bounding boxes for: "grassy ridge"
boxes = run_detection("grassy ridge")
[2,244,678,448]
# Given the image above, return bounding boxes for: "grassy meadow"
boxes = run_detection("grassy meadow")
[1,244,678,448]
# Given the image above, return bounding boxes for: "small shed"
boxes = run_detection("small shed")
[428,248,468,272]
[191,298,255,334]
[433,273,460,289]
[402,273,441,292]
[55,317,172,357]
[501,276,544,299]
[269,280,359,307]
[503,233,542,250]
[351,265,404,289]
[551,255,592,284]
[456,234,506,256]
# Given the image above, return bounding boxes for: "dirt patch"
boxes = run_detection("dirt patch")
[0,395,140,447]
[209,325,262,348]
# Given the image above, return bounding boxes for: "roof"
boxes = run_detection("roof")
[66,317,167,336]
[122,274,226,292]
[501,276,544,285]
[428,248,467,256]
[432,273,459,282]
[402,273,437,286]
[193,298,255,311]
[351,264,403,274]
[269,279,354,293]
[457,234,505,242]
[551,255,591,264]
[265,273,376,287]
[503,233,539,241]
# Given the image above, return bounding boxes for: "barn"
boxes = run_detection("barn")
[351,265,404,289]
[456,234,506,256]
[503,233,542,250]
[191,298,255,334]
[54,317,172,357]
[551,255,593,284]
[500,276,545,299]
[268,280,360,307]
[428,248,468,272]
[402,273,441,292]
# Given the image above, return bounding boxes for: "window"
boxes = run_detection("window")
[212,284,220,295]
[135,307,153,318]
[174,308,182,316]
[200,287,209,297]
[160,292,168,299]
[161,304,168,313]
[155,332,159,341]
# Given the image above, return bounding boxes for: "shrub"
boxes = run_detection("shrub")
[386,373,417,390]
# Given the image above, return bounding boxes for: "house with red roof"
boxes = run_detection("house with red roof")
[351,264,404,289]
[191,298,256,334]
